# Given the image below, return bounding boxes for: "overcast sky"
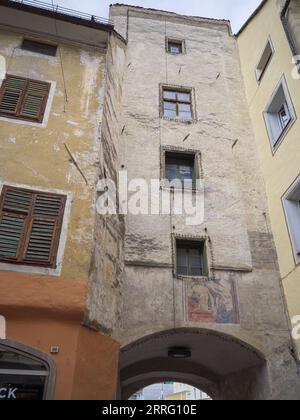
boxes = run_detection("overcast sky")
[42,0,263,33]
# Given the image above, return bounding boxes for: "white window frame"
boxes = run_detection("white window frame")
[255,37,274,82]
[278,101,291,130]
[263,77,296,151]
[282,174,300,264]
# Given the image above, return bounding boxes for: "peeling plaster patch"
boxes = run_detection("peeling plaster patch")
[67,120,79,126]
[72,219,93,247]
[66,172,72,184]
[20,163,49,183]
[7,136,16,144]
[80,50,104,117]
[74,129,84,138]
[9,47,59,64]
[5,68,41,80]
[53,144,60,152]
[73,150,99,181]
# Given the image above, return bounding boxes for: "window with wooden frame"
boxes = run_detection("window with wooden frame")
[0,186,66,268]
[0,75,50,123]
[167,39,184,54]
[162,88,192,120]
[165,152,196,190]
[176,240,208,277]
[21,39,58,57]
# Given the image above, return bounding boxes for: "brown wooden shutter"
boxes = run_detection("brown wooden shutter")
[0,186,66,268]
[0,76,26,117]
[0,214,26,260]
[20,80,50,122]
[0,75,50,122]
[23,193,66,266]
[0,188,32,261]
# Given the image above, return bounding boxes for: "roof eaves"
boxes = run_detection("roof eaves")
[0,0,114,33]
[235,0,268,37]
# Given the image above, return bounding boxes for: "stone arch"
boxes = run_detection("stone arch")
[119,328,270,400]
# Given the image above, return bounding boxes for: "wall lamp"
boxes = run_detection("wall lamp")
[168,347,191,359]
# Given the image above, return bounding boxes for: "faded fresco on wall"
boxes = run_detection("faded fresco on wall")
[185,273,239,324]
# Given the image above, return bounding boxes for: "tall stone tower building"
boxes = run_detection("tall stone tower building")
[0,1,299,400]
[104,4,300,400]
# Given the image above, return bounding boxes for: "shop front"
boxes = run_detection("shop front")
[0,340,55,400]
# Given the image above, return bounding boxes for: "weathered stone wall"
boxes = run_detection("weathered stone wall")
[110,5,300,399]
[85,33,127,335]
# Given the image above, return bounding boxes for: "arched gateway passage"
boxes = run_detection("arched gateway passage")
[119,329,269,401]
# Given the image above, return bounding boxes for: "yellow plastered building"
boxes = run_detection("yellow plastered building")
[237,0,300,360]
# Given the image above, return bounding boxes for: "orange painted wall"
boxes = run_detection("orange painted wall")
[0,272,120,400]
[72,326,120,400]
[6,316,81,399]
[0,272,87,321]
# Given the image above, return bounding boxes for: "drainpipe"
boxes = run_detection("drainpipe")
[281,0,298,57]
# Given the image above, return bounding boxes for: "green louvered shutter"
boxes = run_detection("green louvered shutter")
[0,214,26,260]
[0,186,66,267]
[0,188,32,261]
[24,194,66,265]
[0,76,26,116]
[0,75,50,122]
[20,80,50,122]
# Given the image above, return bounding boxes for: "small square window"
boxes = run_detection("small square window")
[165,152,195,190]
[176,240,208,277]
[21,39,58,57]
[256,39,274,82]
[263,78,295,149]
[283,175,300,264]
[162,87,192,120]
[167,40,183,54]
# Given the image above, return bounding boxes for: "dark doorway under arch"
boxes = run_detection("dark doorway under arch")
[119,328,269,400]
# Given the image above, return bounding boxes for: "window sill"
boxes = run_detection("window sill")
[0,261,62,277]
[0,115,46,128]
[160,185,202,193]
[161,116,196,124]
[175,274,209,281]
[166,52,185,56]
